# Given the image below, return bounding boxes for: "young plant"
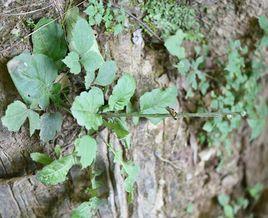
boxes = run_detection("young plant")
[217,194,249,218]
[84,0,126,35]
[1,7,178,217]
[142,0,201,38]
[164,17,268,154]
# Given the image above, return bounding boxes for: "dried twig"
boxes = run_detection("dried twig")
[0,3,53,16]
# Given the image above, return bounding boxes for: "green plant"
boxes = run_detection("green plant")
[248,183,263,201]
[1,7,179,217]
[217,194,249,218]
[84,0,126,35]
[142,0,201,38]
[164,16,268,153]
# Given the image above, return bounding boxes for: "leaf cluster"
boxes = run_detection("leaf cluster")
[1,7,178,217]
[164,19,268,154]
[84,0,126,35]
[142,0,200,38]
[217,194,249,218]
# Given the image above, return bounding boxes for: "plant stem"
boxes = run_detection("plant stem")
[100,111,240,119]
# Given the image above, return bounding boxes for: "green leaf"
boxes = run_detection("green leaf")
[85,71,96,89]
[68,17,104,87]
[123,163,139,193]
[81,51,104,75]
[223,205,234,218]
[217,194,230,206]
[7,53,58,109]
[108,74,136,111]
[248,117,265,140]
[54,145,62,158]
[65,6,80,38]
[114,24,123,35]
[71,197,102,218]
[71,87,104,130]
[164,29,186,59]
[176,59,190,75]
[186,203,194,214]
[75,135,97,169]
[260,35,268,47]
[140,87,177,124]
[203,122,213,132]
[1,100,28,132]
[81,51,104,83]
[36,155,75,185]
[1,100,40,135]
[94,61,117,86]
[69,18,95,56]
[50,83,63,108]
[259,15,268,34]
[248,183,263,200]
[30,152,53,165]
[40,112,63,142]
[104,118,129,139]
[32,18,67,62]
[28,110,41,136]
[62,51,81,74]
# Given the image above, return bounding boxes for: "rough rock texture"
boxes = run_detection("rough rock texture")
[0,0,268,217]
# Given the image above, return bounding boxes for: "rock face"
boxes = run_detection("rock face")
[0,0,268,217]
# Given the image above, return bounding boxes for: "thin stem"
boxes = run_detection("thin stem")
[100,111,241,119]
[99,136,128,173]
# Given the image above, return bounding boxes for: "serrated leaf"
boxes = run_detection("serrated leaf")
[30,152,53,165]
[140,87,177,124]
[36,155,75,185]
[75,135,97,169]
[1,100,40,135]
[7,53,58,109]
[164,29,186,59]
[40,112,63,142]
[104,118,129,139]
[32,18,67,62]
[71,87,104,130]
[62,51,81,74]
[71,197,102,218]
[108,74,136,111]
[94,61,117,86]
